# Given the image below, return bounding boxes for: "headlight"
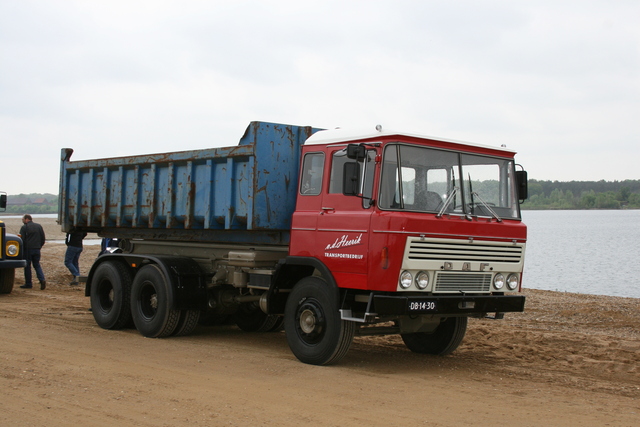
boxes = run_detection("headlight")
[493,273,505,290]
[415,271,429,290]
[7,241,19,257]
[399,271,413,289]
[507,274,519,290]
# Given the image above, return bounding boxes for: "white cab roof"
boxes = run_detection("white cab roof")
[304,125,516,154]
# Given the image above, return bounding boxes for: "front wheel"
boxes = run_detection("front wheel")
[130,264,180,338]
[401,317,468,355]
[284,277,355,365]
[0,268,15,294]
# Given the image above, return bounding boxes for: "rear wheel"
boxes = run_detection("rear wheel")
[0,268,15,294]
[90,261,132,329]
[401,317,468,355]
[130,264,180,338]
[284,277,355,365]
[172,310,201,337]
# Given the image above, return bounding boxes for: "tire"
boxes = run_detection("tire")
[130,264,180,338]
[233,303,280,332]
[90,261,133,330]
[267,316,284,332]
[0,269,15,294]
[284,277,355,365]
[172,310,201,337]
[401,316,468,355]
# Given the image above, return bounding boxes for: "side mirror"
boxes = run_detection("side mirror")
[516,170,528,201]
[346,144,366,161]
[0,193,6,211]
[343,162,361,196]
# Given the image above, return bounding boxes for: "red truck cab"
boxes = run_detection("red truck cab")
[284,125,527,364]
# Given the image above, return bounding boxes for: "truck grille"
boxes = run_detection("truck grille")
[408,240,523,263]
[434,272,492,293]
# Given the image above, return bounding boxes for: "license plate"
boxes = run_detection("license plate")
[407,300,437,312]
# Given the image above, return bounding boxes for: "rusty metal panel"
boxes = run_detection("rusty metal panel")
[58,121,323,245]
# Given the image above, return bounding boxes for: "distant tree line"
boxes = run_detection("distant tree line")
[522,179,640,210]
[2,193,58,214]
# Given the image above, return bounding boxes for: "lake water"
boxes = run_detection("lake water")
[522,210,640,299]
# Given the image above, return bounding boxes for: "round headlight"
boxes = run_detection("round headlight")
[415,271,429,290]
[507,274,519,290]
[399,271,413,289]
[493,273,505,290]
[7,243,19,257]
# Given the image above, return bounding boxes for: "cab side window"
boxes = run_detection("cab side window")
[329,150,349,194]
[300,153,324,196]
[329,149,376,208]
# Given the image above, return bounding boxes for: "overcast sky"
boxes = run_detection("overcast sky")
[1,0,638,195]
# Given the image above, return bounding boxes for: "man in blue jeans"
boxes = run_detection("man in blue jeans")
[19,214,47,290]
[65,230,87,285]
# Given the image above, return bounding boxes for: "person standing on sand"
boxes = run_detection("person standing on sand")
[19,214,47,290]
[64,229,87,285]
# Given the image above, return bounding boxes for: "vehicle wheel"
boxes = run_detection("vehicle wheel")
[90,261,132,329]
[130,264,180,338]
[0,268,15,294]
[233,302,280,332]
[401,317,468,355]
[172,310,201,337]
[284,277,355,365]
[267,316,284,332]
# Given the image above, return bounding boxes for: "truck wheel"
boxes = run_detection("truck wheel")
[233,303,280,332]
[90,261,132,329]
[0,269,15,294]
[267,316,284,332]
[130,264,180,338]
[284,277,355,365]
[401,316,468,355]
[172,310,201,336]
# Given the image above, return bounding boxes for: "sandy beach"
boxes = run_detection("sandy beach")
[1,216,639,425]
[1,215,70,241]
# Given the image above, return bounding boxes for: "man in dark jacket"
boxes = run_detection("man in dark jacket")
[65,229,87,285]
[19,214,46,290]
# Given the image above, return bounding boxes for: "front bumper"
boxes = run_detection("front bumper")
[0,260,27,269]
[373,294,526,316]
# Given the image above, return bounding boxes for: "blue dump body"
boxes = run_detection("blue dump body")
[58,121,323,245]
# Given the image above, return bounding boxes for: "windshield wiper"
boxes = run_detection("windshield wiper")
[470,191,502,222]
[436,187,459,218]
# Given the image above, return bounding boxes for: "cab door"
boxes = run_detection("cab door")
[315,147,377,290]
[290,150,325,257]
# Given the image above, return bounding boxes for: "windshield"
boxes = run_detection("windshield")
[379,144,520,220]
